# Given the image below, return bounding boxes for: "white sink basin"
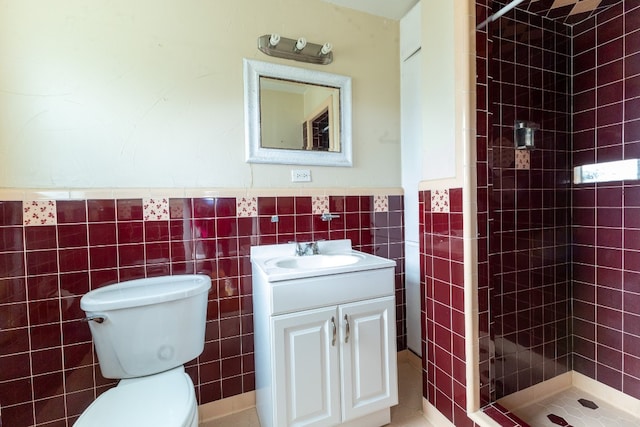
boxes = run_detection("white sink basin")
[251,239,395,282]
[267,253,364,270]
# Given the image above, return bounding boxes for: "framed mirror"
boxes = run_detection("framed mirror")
[243,59,352,167]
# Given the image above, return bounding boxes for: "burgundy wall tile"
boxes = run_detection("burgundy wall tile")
[87,200,116,222]
[117,222,144,244]
[257,197,276,216]
[25,226,57,250]
[57,224,88,249]
[192,198,216,218]
[117,244,144,268]
[89,246,118,270]
[88,222,117,246]
[294,197,312,214]
[0,251,25,278]
[0,303,27,329]
[0,226,23,253]
[34,396,65,424]
[0,192,405,426]
[144,221,170,242]
[0,201,24,225]
[145,242,170,264]
[56,201,87,224]
[0,277,26,304]
[421,187,475,425]
[483,6,573,401]
[25,250,58,276]
[569,0,640,396]
[476,1,640,415]
[0,353,31,384]
[116,199,143,221]
[215,198,237,217]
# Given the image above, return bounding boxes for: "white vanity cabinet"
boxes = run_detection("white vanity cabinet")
[251,240,398,427]
[272,305,342,427]
[273,296,396,427]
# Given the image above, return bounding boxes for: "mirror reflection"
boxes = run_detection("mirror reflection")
[259,77,341,152]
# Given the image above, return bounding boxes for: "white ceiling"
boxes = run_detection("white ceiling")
[321,0,419,20]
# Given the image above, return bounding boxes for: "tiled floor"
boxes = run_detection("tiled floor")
[200,357,431,427]
[512,387,640,427]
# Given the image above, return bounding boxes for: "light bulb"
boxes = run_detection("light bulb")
[295,37,307,51]
[320,42,332,55]
[269,33,280,47]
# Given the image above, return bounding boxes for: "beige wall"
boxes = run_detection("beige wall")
[0,0,400,189]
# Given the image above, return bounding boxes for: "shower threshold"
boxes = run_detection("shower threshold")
[497,372,640,427]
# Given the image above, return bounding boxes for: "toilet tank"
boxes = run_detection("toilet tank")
[80,275,211,379]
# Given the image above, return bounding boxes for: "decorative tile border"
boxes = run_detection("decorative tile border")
[143,197,169,221]
[23,200,57,225]
[515,150,530,170]
[14,191,403,225]
[312,195,329,214]
[431,188,450,213]
[374,195,389,212]
[237,196,258,218]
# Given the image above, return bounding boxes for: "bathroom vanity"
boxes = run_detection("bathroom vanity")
[251,240,398,427]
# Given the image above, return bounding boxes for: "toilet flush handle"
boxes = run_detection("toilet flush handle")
[82,315,106,324]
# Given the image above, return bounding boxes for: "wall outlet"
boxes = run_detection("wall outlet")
[291,169,311,182]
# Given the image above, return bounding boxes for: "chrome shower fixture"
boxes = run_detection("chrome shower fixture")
[514,120,539,150]
[257,34,333,65]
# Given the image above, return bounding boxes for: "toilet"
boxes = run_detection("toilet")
[74,274,211,427]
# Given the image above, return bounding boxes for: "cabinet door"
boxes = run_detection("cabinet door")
[339,296,398,422]
[273,307,341,427]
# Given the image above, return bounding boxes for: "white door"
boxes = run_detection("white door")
[401,7,423,356]
[339,297,398,422]
[273,307,341,427]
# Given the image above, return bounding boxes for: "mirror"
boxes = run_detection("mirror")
[243,59,352,166]
[259,77,340,152]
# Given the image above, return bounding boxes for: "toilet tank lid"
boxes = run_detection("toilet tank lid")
[81,274,211,312]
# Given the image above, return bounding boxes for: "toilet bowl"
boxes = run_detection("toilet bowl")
[74,366,198,427]
[75,275,211,427]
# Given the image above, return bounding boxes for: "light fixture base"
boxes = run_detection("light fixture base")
[258,34,333,65]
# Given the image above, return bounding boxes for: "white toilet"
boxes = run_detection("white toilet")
[74,274,211,427]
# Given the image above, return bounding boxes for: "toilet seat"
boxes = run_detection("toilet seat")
[74,366,197,427]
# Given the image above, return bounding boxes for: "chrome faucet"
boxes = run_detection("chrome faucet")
[294,241,319,256]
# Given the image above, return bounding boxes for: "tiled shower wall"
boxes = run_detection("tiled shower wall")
[477,0,640,412]
[0,192,405,426]
[571,1,640,398]
[424,0,574,424]
[487,3,573,400]
[476,0,494,409]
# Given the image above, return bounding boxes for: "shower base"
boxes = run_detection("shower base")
[497,372,640,427]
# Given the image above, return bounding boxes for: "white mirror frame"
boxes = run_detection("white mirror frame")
[243,59,353,167]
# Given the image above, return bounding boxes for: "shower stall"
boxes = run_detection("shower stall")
[476,0,640,420]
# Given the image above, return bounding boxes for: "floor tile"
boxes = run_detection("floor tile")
[199,359,431,426]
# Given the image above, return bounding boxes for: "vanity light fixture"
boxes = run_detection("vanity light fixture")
[257,34,333,65]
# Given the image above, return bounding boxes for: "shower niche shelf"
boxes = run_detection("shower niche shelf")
[574,159,640,184]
